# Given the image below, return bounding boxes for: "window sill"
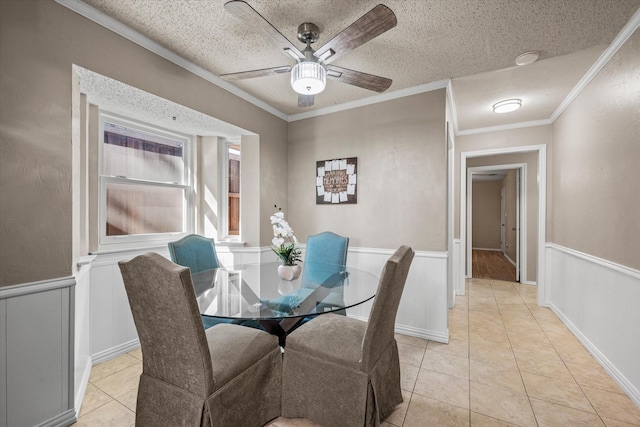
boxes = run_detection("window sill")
[216,240,246,248]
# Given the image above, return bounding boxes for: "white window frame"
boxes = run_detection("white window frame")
[98,111,194,251]
[219,138,241,242]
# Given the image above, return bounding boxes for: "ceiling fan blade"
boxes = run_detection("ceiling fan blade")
[326,65,392,92]
[220,66,291,81]
[314,4,397,65]
[224,1,305,60]
[298,94,315,107]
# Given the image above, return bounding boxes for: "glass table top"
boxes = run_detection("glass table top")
[191,261,379,321]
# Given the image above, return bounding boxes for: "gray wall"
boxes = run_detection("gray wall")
[551,28,640,270]
[464,150,541,281]
[546,27,640,404]
[0,0,288,287]
[287,90,448,251]
[455,126,552,240]
[471,180,502,249]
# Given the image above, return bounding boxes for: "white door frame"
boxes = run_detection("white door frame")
[447,123,455,309]
[459,145,547,306]
[500,186,506,253]
[467,163,526,283]
[515,169,521,282]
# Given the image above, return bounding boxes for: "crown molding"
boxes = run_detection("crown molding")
[456,118,552,137]
[55,0,639,129]
[56,0,449,124]
[287,79,449,122]
[455,8,639,137]
[549,7,640,123]
[55,0,289,122]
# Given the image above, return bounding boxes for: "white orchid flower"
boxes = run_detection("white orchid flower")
[269,210,302,265]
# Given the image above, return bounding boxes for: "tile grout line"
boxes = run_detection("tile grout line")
[519,286,607,422]
[466,279,472,427]
[490,278,540,426]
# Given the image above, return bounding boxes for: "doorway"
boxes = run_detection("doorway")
[458,145,547,306]
[468,164,525,282]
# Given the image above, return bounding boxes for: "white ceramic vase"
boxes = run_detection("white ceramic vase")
[278,264,301,281]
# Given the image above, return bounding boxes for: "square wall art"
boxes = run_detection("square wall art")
[316,157,357,204]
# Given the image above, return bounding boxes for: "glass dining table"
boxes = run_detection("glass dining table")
[190,261,379,346]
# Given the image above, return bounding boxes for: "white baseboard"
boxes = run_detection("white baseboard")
[546,243,640,408]
[396,324,449,343]
[92,339,140,365]
[504,253,516,267]
[472,247,501,251]
[549,302,640,408]
[38,409,77,427]
[349,314,449,344]
[521,280,537,286]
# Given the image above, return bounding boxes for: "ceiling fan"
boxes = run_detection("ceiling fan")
[220,1,397,107]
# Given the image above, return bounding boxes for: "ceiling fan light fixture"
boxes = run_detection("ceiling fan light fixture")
[493,98,522,114]
[291,61,326,95]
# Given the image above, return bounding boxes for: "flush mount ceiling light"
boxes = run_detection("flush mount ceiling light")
[515,51,539,66]
[493,99,522,113]
[291,61,327,95]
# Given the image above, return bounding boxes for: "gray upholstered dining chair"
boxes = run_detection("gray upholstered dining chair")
[281,245,414,427]
[118,252,281,427]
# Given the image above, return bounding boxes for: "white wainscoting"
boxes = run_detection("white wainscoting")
[453,239,463,296]
[74,258,93,418]
[341,247,449,343]
[87,245,267,363]
[68,244,448,424]
[0,277,76,427]
[395,249,448,342]
[546,243,640,407]
[86,245,449,363]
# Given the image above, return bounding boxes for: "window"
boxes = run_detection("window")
[99,113,192,248]
[218,138,242,242]
[228,144,240,236]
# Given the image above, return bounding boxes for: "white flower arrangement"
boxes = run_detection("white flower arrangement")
[270,210,301,266]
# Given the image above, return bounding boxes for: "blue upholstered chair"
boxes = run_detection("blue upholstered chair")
[168,234,231,329]
[301,231,349,286]
[302,231,349,315]
[267,231,349,320]
[168,234,221,274]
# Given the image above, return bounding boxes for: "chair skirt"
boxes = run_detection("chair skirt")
[282,322,402,427]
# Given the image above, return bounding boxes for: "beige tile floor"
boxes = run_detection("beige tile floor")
[72,278,640,426]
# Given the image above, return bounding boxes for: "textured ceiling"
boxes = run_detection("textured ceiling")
[75,66,249,137]
[74,0,639,129]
